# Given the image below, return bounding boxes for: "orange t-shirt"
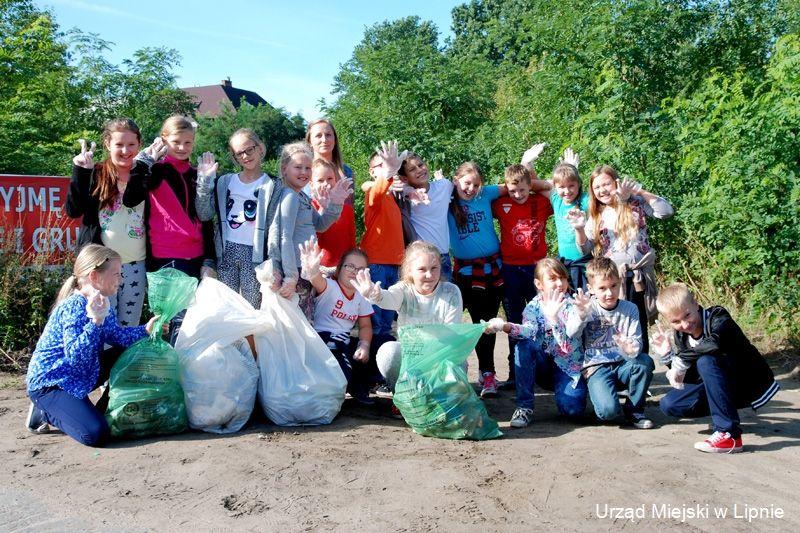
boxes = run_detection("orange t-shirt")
[359,176,404,265]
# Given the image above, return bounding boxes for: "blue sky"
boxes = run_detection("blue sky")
[38,0,464,119]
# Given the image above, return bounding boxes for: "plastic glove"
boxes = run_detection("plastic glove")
[374,140,408,178]
[85,288,109,325]
[615,177,642,202]
[613,332,640,358]
[328,178,353,205]
[197,152,218,185]
[665,367,686,390]
[299,238,323,281]
[404,186,430,206]
[353,341,370,363]
[433,169,445,181]
[278,278,297,299]
[350,268,382,300]
[571,288,592,319]
[650,324,673,360]
[565,207,586,229]
[484,317,506,334]
[141,137,168,162]
[73,139,96,169]
[560,147,580,169]
[521,142,547,169]
[540,289,566,323]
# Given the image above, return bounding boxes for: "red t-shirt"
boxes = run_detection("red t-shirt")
[312,200,356,268]
[492,194,553,265]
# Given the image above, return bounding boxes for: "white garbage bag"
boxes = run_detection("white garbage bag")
[175,279,261,434]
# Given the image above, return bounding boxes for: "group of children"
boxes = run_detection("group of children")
[25,116,779,453]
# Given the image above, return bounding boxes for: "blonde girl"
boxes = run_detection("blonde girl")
[25,245,160,446]
[66,119,147,326]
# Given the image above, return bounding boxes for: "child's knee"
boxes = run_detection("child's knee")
[78,418,109,448]
[592,396,621,420]
[556,396,586,418]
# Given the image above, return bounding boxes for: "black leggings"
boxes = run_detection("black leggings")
[454,276,502,374]
[625,276,649,354]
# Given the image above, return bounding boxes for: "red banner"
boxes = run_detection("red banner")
[0,175,80,262]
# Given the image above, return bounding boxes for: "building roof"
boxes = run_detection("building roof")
[181,78,270,117]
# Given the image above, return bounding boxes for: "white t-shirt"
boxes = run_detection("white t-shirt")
[369,281,463,327]
[313,278,374,335]
[99,182,145,263]
[225,174,266,245]
[410,179,453,254]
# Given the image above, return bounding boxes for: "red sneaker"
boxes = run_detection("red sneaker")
[694,431,743,453]
[480,372,498,398]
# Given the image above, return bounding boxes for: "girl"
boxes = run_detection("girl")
[123,115,214,280]
[398,154,453,280]
[25,244,160,447]
[310,158,356,270]
[569,165,674,352]
[271,142,351,319]
[299,240,376,404]
[195,128,283,308]
[305,118,354,181]
[66,119,147,326]
[485,258,589,428]
[351,241,463,396]
[447,162,505,397]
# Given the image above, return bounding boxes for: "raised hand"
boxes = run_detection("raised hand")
[561,147,580,169]
[197,152,218,181]
[143,137,168,161]
[299,238,323,281]
[572,287,592,318]
[615,176,642,202]
[566,207,586,229]
[651,323,673,358]
[521,142,547,169]
[85,288,109,325]
[540,288,566,323]
[350,268,381,300]
[433,169,445,181]
[73,139,96,169]
[313,185,331,210]
[405,186,430,206]
[484,317,507,334]
[374,140,408,178]
[328,178,353,205]
[353,340,370,363]
[613,331,640,357]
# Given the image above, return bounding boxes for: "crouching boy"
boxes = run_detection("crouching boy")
[573,257,656,429]
[653,283,779,453]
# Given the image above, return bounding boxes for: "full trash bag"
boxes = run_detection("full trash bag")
[254,264,347,425]
[105,268,197,438]
[393,324,503,440]
[175,278,261,434]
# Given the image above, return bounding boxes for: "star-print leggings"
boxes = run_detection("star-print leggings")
[108,260,146,327]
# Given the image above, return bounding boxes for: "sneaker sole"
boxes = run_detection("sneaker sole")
[694,443,743,453]
[480,390,498,398]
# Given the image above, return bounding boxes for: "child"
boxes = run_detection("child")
[359,141,408,337]
[571,257,656,429]
[492,164,553,386]
[66,119,147,326]
[350,241,463,395]
[447,161,504,397]
[25,245,160,446]
[569,165,674,352]
[310,158,356,270]
[299,240,377,404]
[654,283,779,453]
[399,154,452,279]
[195,128,283,309]
[485,258,588,428]
[272,141,350,319]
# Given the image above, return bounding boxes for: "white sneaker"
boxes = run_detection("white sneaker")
[510,408,534,428]
[25,403,50,434]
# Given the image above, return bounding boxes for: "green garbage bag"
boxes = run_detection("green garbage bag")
[393,324,502,440]
[105,268,198,438]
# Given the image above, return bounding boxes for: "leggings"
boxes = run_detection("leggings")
[108,260,146,327]
[454,276,502,375]
[217,241,261,309]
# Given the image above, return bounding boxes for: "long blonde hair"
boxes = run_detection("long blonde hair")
[400,241,441,285]
[587,165,637,257]
[55,245,121,307]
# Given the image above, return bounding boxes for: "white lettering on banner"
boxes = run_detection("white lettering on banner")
[31,227,79,253]
[0,227,24,253]
[0,186,63,213]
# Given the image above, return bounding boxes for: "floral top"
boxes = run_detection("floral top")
[26,293,148,398]
[507,296,584,385]
[98,184,146,263]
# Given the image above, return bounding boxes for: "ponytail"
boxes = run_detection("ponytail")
[52,244,121,312]
[54,275,79,307]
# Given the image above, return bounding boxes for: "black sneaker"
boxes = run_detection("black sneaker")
[626,412,654,430]
[25,402,50,434]
[372,383,393,398]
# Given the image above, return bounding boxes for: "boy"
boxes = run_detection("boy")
[654,283,779,453]
[485,258,587,428]
[492,164,553,387]
[571,257,656,429]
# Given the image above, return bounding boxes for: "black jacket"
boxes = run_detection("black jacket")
[673,306,779,410]
[65,164,106,248]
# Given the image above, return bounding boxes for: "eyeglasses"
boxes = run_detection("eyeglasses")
[234,145,258,159]
[341,263,366,274]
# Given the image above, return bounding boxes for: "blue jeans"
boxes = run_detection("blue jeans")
[501,264,537,380]
[586,354,655,420]
[515,339,587,416]
[440,253,453,282]
[561,253,590,292]
[368,264,399,336]
[660,355,742,438]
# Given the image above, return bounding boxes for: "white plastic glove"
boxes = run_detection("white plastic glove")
[521,142,547,169]
[404,186,430,206]
[484,317,506,334]
[353,340,370,363]
[197,152,218,186]
[565,207,586,229]
[85,288,110,325]
[350,268,382,300]
[560,147,580,169]
[299,238,323,281]
[615,177,642,202]
[73,139,96,169]
[433,169,445,181]
[650,324,673,360]
[374,140,408,178]
[572,287,592,319]
[665,367,686,390]
[327,178,353,205]
[540,289,566,323]
[140,137,168,162]
[613,331,640,358]
[278,278,297,299]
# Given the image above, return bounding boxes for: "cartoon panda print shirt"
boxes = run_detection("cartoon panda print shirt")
[225,173,267,245]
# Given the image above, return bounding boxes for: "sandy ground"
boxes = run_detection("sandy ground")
[2,335,799,533]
